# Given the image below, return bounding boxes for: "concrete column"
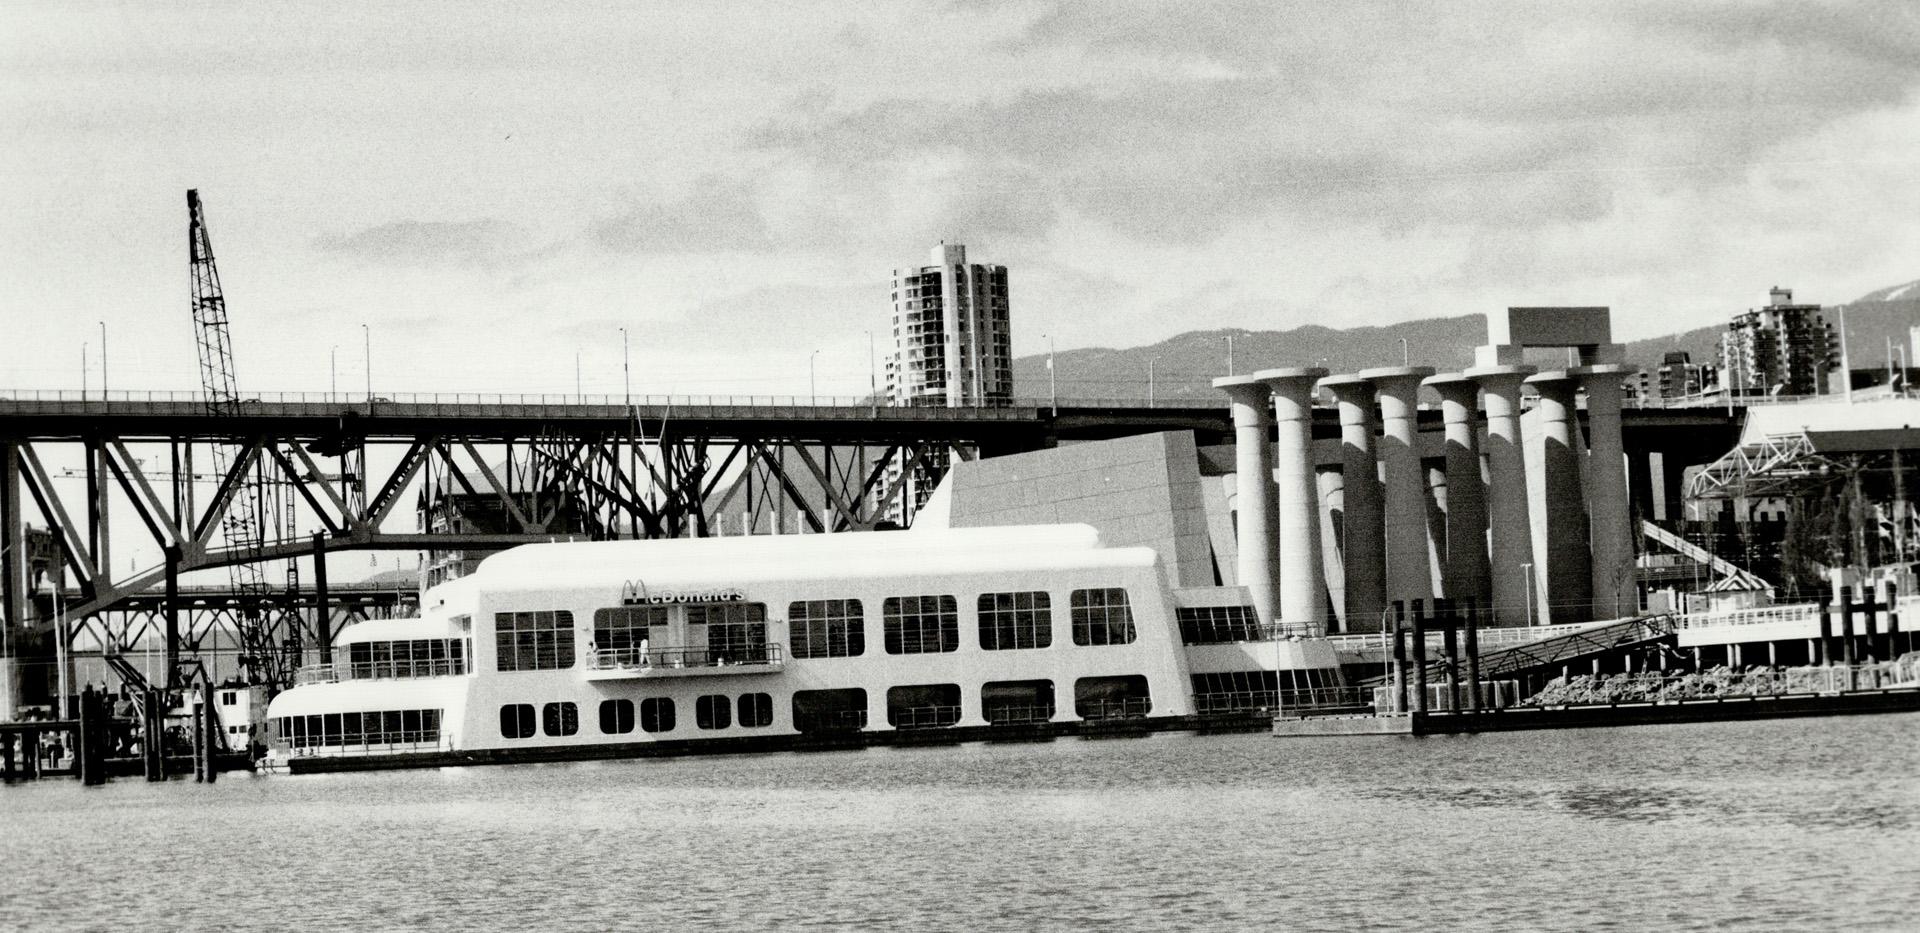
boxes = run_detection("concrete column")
[1576,365,1635,620]
[1424,374,1489,603]
[1319,375,1385,632]
[1213,376,1279,623]
[1317,465,1347,632]
[1525,371,1592,625]
[1255,368,1329,630]
[1466,366,1536,626]
[1362,367,1436,607]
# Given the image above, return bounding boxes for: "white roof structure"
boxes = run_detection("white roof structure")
[453,523,1155,596]
[1690,397,1920,500]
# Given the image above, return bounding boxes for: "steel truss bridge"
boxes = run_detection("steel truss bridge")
[1,390,1738,666]
[0,393,1228,656]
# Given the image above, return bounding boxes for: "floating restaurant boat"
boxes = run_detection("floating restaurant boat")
[263,523,1346,773]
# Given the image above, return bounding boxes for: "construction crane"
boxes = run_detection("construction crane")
[188,190,297,690]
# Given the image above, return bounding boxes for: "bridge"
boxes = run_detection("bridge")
[0,388,1741,664]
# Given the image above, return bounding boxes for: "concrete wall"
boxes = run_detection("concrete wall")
[942,432,1217,589]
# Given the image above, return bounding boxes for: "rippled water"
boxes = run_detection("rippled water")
[5,715,1919,932]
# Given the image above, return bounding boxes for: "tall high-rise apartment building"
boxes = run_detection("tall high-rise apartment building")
[886,243,1012,407]
[1720,286,1838,397]
[879,243,1012,524]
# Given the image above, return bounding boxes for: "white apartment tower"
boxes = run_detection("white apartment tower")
[886,243,1012,407]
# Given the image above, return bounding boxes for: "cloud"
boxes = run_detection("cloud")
[586,176,775,254]
[313,219,523,266]
[749,1,1920,247]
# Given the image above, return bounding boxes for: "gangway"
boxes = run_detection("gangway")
[1360,613,1680,687]
[1641,520,1773,593]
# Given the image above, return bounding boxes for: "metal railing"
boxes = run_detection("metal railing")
[1674,603,1821,630]
[0,388,1223,412]
[294,658,466,685]
[888,705,962,729]
[1078,697,1152,721]
[284,734,449,757]
[587,643,783,672]
[985,703,1056,725]
[1326,618,1614,654]
[1272,686,1377,716]
[1181,621,1326,645]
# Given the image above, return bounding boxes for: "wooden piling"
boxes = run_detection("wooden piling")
[1411,599,1430,714]
[1465,599,1484,713]
[143,689,164,781]
[1441,600,1461,713]
[1862,587,1881,664]
[77,686,107,785]
[1817,594,1833,666]
[2,732,13,781]
[201,681,218,784]
[1390,601,1408,714]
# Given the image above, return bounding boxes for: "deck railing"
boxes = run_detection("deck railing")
[985,703,1056,725]
[888,705,963,729]
[587,643,783,672]
[294,659,466,685]
[1077,697,1152,721]
[284,735,450,757]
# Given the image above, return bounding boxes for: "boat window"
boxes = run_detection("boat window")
[599,699,635,735]
[981,680,1055,725]
[278,709,441,750]
[695,694,732,730]
[737,693,773,728]
[886,683,961,729]
[791,688,867,734]
[977,591,1052,650]
[1176,606,1263,645]
[640,697,676,733]
[688,603,769,665]
[344,638,467,679]
[499,703,536,739]
[789,599,865,659]
[1070,589,1137,647]
[1074,675,1151,719]
[882,595,959,654]
[1190,671,1280,714]
[542,702,579,737]
[494,610,576,672]
[592,606,670,659]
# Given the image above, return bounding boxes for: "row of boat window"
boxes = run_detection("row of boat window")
[344,639,469,679]
[277,709,442,750]
[492,676,1156,739]
[498,693,777,739]
[490,588,1139,672]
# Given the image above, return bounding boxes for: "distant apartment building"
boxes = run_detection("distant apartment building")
[881,243,1012,522]
[1719,287,1838,397]
[885,242,1012,407]
[1632,351,1716,403]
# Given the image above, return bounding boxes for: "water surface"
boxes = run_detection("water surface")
[4,715,1917,931]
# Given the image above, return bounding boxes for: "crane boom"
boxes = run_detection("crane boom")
[187,190,293,689]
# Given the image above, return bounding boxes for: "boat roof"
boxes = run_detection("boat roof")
[456,523,1155,595]
[1740,397,1920,452]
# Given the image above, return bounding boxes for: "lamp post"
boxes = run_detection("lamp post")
[810,349,821,405]
[865,329,877,402]
[620,327,630,406]
[362,323,371,399]
[1148,356,1159,407]
[1226,334,1235,376]
[330,345,338,397]
[1044,333,1056,416]
[81,342,88,399]
[100,321,107,399]
[1521,561,1535,627]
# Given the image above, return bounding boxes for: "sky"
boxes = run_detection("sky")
[4,0,1918,400]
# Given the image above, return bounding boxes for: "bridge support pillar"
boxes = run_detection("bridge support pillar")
[1255,368,1328,630]
[1424,374,1489,604]
[1578,365,1635,620]
[1526,371,1591,626]
[1362,367,1436,608]
[1213,376,1278,624]
[1467,366,1536,626]
[1319,375,1385,632]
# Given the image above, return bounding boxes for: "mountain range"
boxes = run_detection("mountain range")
[1010,280,1920,402]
